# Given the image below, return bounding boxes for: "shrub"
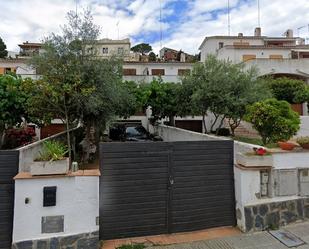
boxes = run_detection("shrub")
[36,140,68,161]
[297,136,309,145]
[269,77,309,104]
[245,99,300,145]
[3,127,36,149]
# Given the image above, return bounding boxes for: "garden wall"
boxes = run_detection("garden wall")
[17,127,78,172]
[296,116,309,137]
[12,171,99,248]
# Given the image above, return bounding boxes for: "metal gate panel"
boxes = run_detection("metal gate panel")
[100,142,170,240]
[170,140,235,233]
[0,150,19,249]
[99,140,235,240]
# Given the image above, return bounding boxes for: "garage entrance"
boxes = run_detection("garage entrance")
[99,140,235,240]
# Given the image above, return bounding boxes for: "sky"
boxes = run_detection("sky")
[0,0,309,54]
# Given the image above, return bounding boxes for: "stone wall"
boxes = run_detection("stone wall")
[12,231,99,249]
[244,198,309,232]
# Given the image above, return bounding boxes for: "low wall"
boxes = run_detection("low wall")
[17,128,78,172]
[12,171,99,248]
[154,124,222,141]
[244,197,309,232]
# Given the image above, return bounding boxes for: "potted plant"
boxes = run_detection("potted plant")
[30,140,69,175]
[277,141,296,151]
[236,147,273,167]
[297,137,309,150]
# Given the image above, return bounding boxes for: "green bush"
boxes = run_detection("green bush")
[245,99,300,145]
[36,140,68,161]
[297,136,309,145]
[269,77,309,104]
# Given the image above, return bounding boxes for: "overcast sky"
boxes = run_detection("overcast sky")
[1,0,309,54]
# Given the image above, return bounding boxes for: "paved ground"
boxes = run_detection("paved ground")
[103,222,309,249]
[147,222,309,249]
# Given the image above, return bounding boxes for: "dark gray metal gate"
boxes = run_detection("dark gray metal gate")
[99,140,235,240]
[0,151,19,249]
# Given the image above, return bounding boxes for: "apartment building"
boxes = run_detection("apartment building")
[18,41,44,58]
[199,28,309,83]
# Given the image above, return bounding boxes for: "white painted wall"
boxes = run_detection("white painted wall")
[296,116,309,137]
[272,152,309,169]
[13,176,99,243]
[200,37,264,62]
[154,124,220,141]
[217,47,291,63]
[245,58,309,77]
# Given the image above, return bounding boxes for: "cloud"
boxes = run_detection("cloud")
[0,0,308,54]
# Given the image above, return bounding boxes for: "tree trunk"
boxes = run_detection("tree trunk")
[0,130,5,149]
[210,114,219,133]
[202,113,208,134]
[169,115,175,127]
[216,116,226,135]
[63,99,72,169]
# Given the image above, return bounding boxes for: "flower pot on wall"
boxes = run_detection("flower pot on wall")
[300,144,309,150]
[30,158,69,175]
[236,152,273,167]
[278,141,296,151]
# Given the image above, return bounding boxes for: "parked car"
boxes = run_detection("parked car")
[109,124,162,142]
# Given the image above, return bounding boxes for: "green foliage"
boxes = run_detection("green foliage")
[0,74,27,127]
[268,77,309,104]
[182,55,270,134]
[116,244,145,249]
[143,78,181,125]
[36,140,68,161]
[148,52,157,62]
[245,99,300,145]
[0,37,8,58]
[0,74,29,148]
[131,43,152,54]
[26,9,129,161]
[297,136,309,145]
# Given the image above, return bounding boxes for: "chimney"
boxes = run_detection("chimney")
[238,33,243,37]
[285,29,293,38]
[254,27,261,37]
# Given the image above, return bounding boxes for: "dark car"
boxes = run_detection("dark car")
[109,124,162,142]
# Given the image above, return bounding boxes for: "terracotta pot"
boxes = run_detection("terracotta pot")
[278,141,296,151]
[300,143,309,150]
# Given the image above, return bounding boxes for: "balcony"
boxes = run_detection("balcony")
[244,58,309,79]
[123,75,184,83]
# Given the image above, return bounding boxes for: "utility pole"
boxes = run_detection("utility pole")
[257,0,261,27]
[227,0,231,36]
[160,0,162,49]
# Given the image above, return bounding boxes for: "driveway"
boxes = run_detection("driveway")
[148,222,309,249]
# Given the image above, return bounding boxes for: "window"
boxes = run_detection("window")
[102,47,108,54]
[123,68,137,76]
[219,42,224,49]
[178,69,190,76]
[151,69,165,76]
[118,47,124,54]
[242,54,256,62]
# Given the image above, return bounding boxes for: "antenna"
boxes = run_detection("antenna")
[160,0,162,49]
[227,0,231,36]
[116,21,120,40]
[257,0,261,27]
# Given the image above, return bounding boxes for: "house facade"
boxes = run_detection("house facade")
[199,28,309,83]
[123,61,193,83]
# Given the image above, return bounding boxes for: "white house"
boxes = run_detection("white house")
[199,28,309,83]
